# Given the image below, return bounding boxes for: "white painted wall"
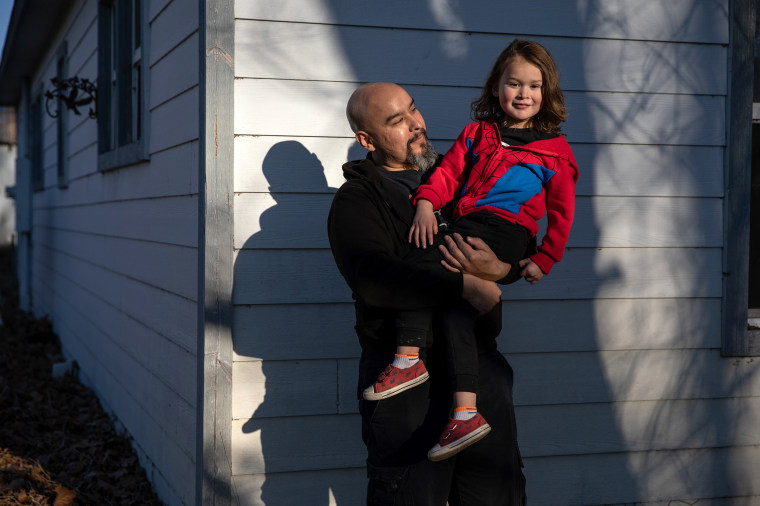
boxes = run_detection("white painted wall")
[22,0,200,504]
[231,0,760,505]
[0,144,16,245]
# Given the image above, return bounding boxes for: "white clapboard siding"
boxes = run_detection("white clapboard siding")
[231,415,365,475]
[22,0,203,504]
[32,195,198,247]
[236,80,726,146]
[148,0,173,22]
[516,397,760,457]
[55,141,197,205]
[67,141,97,182]
[232,408,760,481]
[232,360,340,419]
[40,300,196,506]
[148,0,199,67]
[234,136,351,194]
[64,0,94,51]
[237,0,728,44]
[232,247,722,304]
[150,87,200,154]
[232,303,361,361]
[30,264,197,458]
[234,193,722,249]
[46,141,199,205]
[33,227,197,300]
[227,1,760,505]
[231,298,722,363]
[510,350,760,406]
[500,298,723,353]
[150,32,200,109]
[232,468,365,506]
[235,135,725,198]
[230,351,760,420]
[236,21,726,96]
[31,243,197,353]
[524,445,760,505]
[31,259,197,407]
[65,5,97,75]
[68,122,98,180]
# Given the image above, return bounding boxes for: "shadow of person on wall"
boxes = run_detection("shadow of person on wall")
[233,140,359,505]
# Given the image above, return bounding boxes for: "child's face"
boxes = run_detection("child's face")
[492,57,543,128]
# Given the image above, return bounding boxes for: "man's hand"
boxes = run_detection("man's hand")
[462,274,502,314]
[519,258,544,284]
[439,233,511,281]
[409,199,438,248]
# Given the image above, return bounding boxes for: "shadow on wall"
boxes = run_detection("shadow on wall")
[571,2,740,503]
[233,141,357,505]
[231,0,739,504]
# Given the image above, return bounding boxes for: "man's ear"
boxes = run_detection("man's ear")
[355,131,375,152]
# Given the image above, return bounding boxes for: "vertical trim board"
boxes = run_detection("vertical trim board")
[197,0,235,504]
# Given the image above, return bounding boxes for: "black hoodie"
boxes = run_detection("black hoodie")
[327,156,463,353]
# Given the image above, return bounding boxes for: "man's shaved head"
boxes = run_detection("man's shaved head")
[345,82,437,172]
[346,82,404,133]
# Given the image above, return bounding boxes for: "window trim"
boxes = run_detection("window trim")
[97,0,150,171]
[56,42,69,188]
[29,85,43,192]
[723,0,760,356]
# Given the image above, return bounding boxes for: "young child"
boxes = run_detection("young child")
[362,40,579,461]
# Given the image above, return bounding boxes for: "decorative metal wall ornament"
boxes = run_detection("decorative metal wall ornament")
[44,77,98,119]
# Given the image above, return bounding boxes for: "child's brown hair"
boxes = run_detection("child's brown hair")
[471,39,566,134]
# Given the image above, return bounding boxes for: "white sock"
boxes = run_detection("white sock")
[453,406,477,420]
[391,353,419,369]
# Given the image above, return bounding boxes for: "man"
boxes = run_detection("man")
[328,82,527,505]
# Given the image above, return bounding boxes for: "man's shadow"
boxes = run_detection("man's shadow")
[234,140,351,505]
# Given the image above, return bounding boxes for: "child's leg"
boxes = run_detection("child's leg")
[444,301,480,402]
[362,309,432,401]
[428,302,491,461]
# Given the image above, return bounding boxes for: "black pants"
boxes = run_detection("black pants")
[395,212,531,392]
[360,304,527,505]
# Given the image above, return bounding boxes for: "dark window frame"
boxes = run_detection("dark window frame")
[723,0,760,356]
[29,86,43,192]
[56,42,69,188]
[97,0,150,171]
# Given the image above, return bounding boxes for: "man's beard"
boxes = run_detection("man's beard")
[404,132,438,173]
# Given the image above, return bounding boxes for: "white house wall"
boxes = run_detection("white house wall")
[231,0,760,505]
[24,0,200,504]
[0,144,16,244]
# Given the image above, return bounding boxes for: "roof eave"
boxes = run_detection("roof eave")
[0,0,78,105]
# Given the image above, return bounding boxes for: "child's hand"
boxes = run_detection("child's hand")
[409,199,438,248]
[518,258,545,284]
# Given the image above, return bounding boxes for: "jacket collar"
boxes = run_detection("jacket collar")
[341,153,417,224]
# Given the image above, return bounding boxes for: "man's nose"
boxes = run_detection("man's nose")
[409,114,422,130]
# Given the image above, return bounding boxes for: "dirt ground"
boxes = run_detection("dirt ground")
[0,247,163,505]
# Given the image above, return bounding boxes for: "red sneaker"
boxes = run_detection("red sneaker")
[427,413,491,461]
[362,361,429,401]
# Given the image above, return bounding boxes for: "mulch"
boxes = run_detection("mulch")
[0,247,163,505]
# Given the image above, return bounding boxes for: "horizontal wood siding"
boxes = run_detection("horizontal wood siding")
[25,0,200,504]
[231,0,760,505]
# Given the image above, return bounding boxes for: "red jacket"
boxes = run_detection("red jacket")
[415,121,579,274]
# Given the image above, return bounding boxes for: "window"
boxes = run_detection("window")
[97,0,149,170]
[723,0,760,356]
[56,43,69,188]
[750,0,760,335]
[29,89,43,192]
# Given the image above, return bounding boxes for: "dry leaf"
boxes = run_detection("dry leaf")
[53,484,76,506]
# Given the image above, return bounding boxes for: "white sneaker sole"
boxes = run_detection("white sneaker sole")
[362,372,430,401]
[427,423,492,461]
